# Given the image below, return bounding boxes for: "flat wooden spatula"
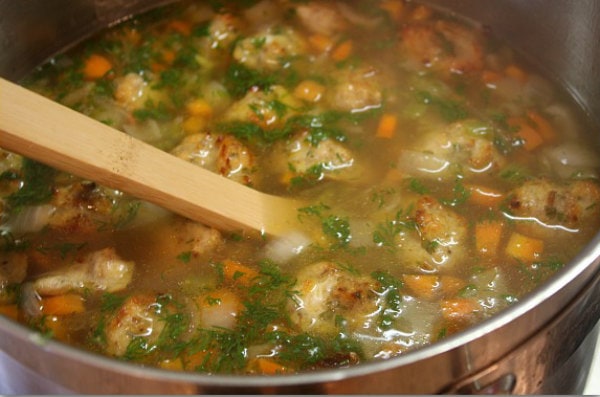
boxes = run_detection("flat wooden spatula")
[0,78,302,236]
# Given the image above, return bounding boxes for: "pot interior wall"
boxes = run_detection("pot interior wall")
[425,0,600,129]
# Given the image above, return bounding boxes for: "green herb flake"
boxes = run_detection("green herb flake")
[322,215,352,247]
[224,62,275,98]
[371,270,403,330]
[177,251,193,263]
[6,159,56,212]
[36,242,86,259]
[418,91,469,122]
[124,336,158,360]
[205,296,222,306]
[373,208,415,248]
[458,284,478,298]
[133,100,173,121]
[408,177,429,195]
[499,166,531,184]
[110,201,142,230]
[440,179,470,207]
[100,292,127,312]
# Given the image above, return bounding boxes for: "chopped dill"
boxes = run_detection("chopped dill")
[6,158,56,212]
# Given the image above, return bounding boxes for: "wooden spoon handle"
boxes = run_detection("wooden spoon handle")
[0,78,299,235]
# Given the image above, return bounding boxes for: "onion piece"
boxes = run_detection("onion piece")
[122,119,162,143]
[395,149,450,178]
[20,282,43,319]
[263,231,311,263]
[4,204,55,235]
[119,201,172,230]
[541,142,600,179]
[545,103,580,139]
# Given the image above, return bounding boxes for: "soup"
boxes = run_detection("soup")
[1,0,600,375]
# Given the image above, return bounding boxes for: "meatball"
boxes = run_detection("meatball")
[398,121,506,179]
[270,130,361,183]
[32,248,134,296]
[105,294,165,357]
[148,218,223,261]
[223,85,301,129]
[400,20,484,74]
[414,196,467,269]
[46,182,118,236]
[507,178,600,237]
[114,72,149,111]
[288,261,380,335]
[233,26,306,71]
[171,132,256,185]
[327,66,382,113]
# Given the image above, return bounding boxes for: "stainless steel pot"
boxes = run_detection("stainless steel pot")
[1,0,600,393]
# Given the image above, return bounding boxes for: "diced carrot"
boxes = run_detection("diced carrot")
[411,4,433,21]
[465,184,504,207]
[505,232,544,263]
[527,110,557,142]
[308,34,334,53]
[376,113,398,139]
[160,358,184,371]
[440,298,479,320]
[167,20,192,36]
[186,98,213,117]
[122,28,142,46]
[331,40,353,62]
[402,274,440,300]
[505,64,528,83]
[150,62,167,73]
[509,117,544,151]
[184,350,212,371]
[253,357,289,374]
[162,49,176,64]
[475,221,504,257]
[0,304,19,321]
[439,276,467,296]
[83,54,113,80]
[182,116,207,134]
[221,259,259,286]
[294,80,326,102]
[43,315,69,341]
[41,293,85,316]
[379,0,404,21]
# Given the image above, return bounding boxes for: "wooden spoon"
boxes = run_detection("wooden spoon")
[0,78,302,236]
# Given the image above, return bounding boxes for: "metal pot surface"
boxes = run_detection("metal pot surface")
[0,0,600,394]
